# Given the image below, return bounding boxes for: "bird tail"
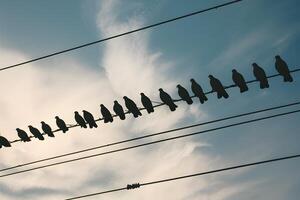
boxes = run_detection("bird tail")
[240,85,249,93]
[48,132,55,137]
[186,98,193,105]
[37,135,44,140]
[223,91,229,99]
[284,74,293,82]
[169,103,178,111]
[119,115,126,120]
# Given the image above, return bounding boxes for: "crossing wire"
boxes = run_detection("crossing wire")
[1,100,299,173]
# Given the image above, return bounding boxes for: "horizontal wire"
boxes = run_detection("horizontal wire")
[1,109,299,178]
[1,100,299,173]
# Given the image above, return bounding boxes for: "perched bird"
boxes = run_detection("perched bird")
[208,75,229,99]
[41,121,55,137]
[232,69,248,93]
[113,100,126,120]
[159,88,178,111]
[140,93,154,114]
[75,111,87,128]
[190,79,208,104]
[177,84,193,105]
[16,128,31,142]
[28,125,44,140]
[275,55,293,82]
[83,110,98,128]
[55,116,69,133]
[100,104,113,123]
[123,96,142,118]
[0,136,11,148]
[252,63,269,89]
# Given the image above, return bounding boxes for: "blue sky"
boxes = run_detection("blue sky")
[0,0,299,199]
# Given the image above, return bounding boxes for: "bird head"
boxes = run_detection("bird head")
[41,121,45,124]
[140,93,145,96]
[176,84,181,88]
[82,110,87,113]
[55,116,59,119]
[123,96,128,99]
[28,125,32,128]
[190,78,195,82]
[275,55,280,59]
[232,69,237,73]
[114,100,118,103]
[74,111,78,114]
[208,75,213,79]
[252,63,257,67]
[159,88,163,91]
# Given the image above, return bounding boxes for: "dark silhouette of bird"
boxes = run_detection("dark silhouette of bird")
[159,88,178,111]
[123,96,142,118]
[113,100,126,120]
[140,93,154,114]
[83,110,98,128]
[208,75,229,99]
[275,55,293,82]
[0,136,11,148]
[16,128,31,142]
[177,84,193,105]
[41,121,55,137]
[28,125,44,140]
[252,63,269,89]
[100,104,113,123]
[232,69,248,93]
[190,79,207,104]
[75,111,87,128]
[55,116,69,133]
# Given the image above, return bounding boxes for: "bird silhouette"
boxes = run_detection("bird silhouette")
[123,96,142,118]
[232,69,248,93]
[190,79,207,104]
[55,116,69,133]
[16,128,31,142]
[252,63,269,89]
[41,121,55,137]
[275,55,293,82]
[159,88,178,111]
[140,93,154,114]
[28,125,44,140]
[177,84,193,105]
[83,110,98,128]
[75,111,87,128]
[0,136,11,148]
[100,104,113,123]
[113,100,126,120]
[208,75,229,99]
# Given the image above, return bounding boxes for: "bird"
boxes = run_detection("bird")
[16,128,31,142]
[252,63,269,89]
[75,111,87,128]
[100,104,113,123]
[83,110,98,128]
[140,93,154,114]
[232,69,248,93]
[275,55,293,82]
[113,100,126,120]
[55,116,69,133]
[28,125,44,140]
[190,78,208,104]
[0,136,11,148]
[177,84,193,105]
[123,96,142,118]
[208,75,229,99]
[159,88,178,111]
[41,121,55,137]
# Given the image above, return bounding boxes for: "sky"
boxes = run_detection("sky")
[0,0,299,199]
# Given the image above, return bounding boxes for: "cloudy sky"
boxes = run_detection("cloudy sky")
[0,0,300,199]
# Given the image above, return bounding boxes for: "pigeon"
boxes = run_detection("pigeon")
[100,104,113,123]
[275,55,293,82]
[75,111,87,128]
[123,96,142,118]
[55,116,69,133]
[159,88,178,111]
[208,75,229,99]
[0,136,11,148]
[113,100,126,120]
[232,69,248,93]
[252,63,269,89]
[83,110,98,128]
[177,84,193,105]
[28,125,44,140]
[140,93,154,114]
[41,121,55,137]
[190,78,208,104]
[16,128,31,142]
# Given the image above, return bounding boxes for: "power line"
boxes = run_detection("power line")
[65,153,300,199]
[0,0,244,72]
[2,100,299,173]
[1,109,299,178]
[8,68,300,144]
